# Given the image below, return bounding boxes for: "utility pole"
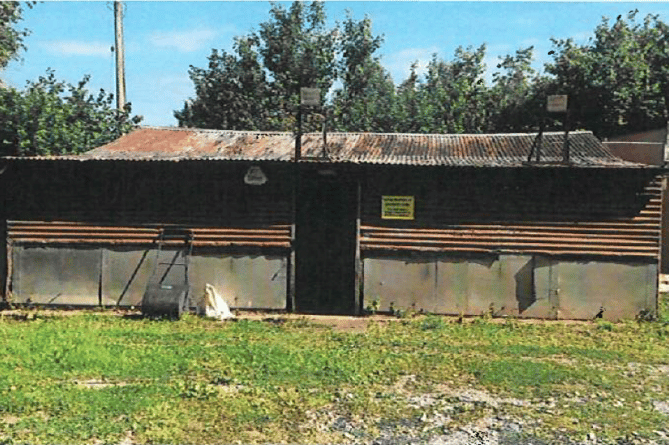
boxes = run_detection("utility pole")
[114,1,126,110]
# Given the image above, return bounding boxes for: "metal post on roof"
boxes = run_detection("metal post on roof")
[562,107,570,164]
[322,106,330,159]
[547,95,569,164]
[536,115,544,162]
[297,87,320,161]
[527,113,544,163]
[295,104,302,162]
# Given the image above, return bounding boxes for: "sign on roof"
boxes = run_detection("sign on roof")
[547,95,568,113]
[300,88,320,107]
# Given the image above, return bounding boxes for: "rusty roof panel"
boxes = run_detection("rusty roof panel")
[13,126,647,168]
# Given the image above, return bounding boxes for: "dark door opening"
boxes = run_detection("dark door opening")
[295,170,357,314]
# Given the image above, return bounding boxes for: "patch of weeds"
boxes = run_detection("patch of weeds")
[365,299,380,315]
[175,379,218,400]
[418,314,447,331]
[658,293,669,323]
[395,307,418,319]
[464,358,588,393]
[596,320,614,332]
[209,366,237,386]
[636,308,656,322]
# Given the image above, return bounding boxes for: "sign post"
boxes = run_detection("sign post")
[547,95,570,163]
[295,87,321,162]
[546,95,568,113]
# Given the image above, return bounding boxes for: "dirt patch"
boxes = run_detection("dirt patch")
[231,312,402,332]
[0,307,601,331]
[73,379,128,389]
[1,415,20,425]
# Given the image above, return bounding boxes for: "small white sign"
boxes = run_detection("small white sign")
[547,95,568,113]
[244,166,268,185]
[300,88,320,107]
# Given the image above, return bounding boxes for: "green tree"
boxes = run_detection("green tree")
[331,14,396,132]
[174,37,269,130]
[393,45,488,134]
[0,2,32,70]
[176,1,338,132]
[487,46,552,133]
[258,1,337,130]
[544,10,668,137]
[0,69,142,156]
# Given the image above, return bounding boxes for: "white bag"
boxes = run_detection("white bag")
[199,284,235,320]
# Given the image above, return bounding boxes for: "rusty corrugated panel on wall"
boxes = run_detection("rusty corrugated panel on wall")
[360,168,662,259]
[7,221,291,248]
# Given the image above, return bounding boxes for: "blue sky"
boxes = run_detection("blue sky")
[4,1,669,127]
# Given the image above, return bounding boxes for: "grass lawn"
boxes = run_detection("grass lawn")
[0,297,668,444]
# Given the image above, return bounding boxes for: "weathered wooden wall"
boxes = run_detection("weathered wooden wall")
[3,161,293,308]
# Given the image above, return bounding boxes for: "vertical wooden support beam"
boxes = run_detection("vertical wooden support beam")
[0,221,6,304]
[660,177,669,275]
[288,165,297,312]
[0,163,7,304]
[354,177,363,315]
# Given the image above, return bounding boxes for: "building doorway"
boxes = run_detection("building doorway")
[295,169,357,313]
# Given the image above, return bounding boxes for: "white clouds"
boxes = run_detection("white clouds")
[384,46,440,82]
[570,31,594,45]
[149,29,218,52]
[42,40,111,57]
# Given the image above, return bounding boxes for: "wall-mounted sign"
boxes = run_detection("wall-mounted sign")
[547,95,568,113]
[381,196,415,220]
[244,166,267,185]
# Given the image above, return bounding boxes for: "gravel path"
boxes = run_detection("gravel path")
[298,381,669,445]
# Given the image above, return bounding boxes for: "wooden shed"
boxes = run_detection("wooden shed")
[0,127,663,320]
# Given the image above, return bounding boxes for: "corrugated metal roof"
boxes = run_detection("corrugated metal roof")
[5,126,651,168]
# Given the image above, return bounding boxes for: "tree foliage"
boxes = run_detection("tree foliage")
[544,10,669,137]
[173,37,269,131]
[0,1,32,70]
[177,3,669,139]
[0,69,142,156]
[330,14,396,132]
[176,2,337,132]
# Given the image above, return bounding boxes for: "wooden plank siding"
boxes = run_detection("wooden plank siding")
[4,161,292,250]
[360,167,662,259]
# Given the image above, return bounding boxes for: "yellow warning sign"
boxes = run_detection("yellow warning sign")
[381,196,415,220]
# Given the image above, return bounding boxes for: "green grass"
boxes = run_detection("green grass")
[0,303,668,444]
